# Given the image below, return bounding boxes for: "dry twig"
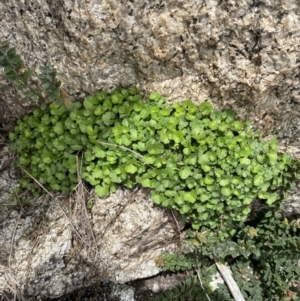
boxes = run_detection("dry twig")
[196,267,212,301]
[214,260,246,301]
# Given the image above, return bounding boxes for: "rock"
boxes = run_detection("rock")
[129,273,190,294]
[1,0,300,299]
[0,0,300,150]
[110,283,136,301]
[1,156,299,299]
[0,171,179,299]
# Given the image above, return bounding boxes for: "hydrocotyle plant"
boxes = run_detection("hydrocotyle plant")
[9,87,300,234]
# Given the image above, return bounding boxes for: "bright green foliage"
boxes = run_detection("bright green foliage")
[10,88,300,233]
[9,87,300,299]
[0,40,66,108]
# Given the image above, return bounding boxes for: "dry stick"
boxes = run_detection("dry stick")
[18,165,54,197]
[6,185,26,301]
[75,154,98,247]
[5,194,23,301]
[170,209,181,230]
[99,140,146,163]
[73,154,110,270]
[214,260,246,301]
[19,162,107,268]
[3,268,23,301]
[2,277,18,301]
[58,205,89,244]
[8,207,22,267]
[196,267,212,301]
[75,152,84,184]
[7,164,109,293]
[52,190,109,269]
[17,165,88,244]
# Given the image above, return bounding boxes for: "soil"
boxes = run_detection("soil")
[0,272,186,301]
[48,272,186,301]
[0,272,188,301]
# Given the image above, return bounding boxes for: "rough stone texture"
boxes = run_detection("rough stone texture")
[0,145,299,300]
[0,172,179,299]
[0,0,300,149]
[1,0,300,299]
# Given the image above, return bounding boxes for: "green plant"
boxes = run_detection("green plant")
[153,274,234,301]
[8,86,300,300]
[9,88,300,233]
[155,204,300,301]
[0,40,68,109]
[155,253,199,272]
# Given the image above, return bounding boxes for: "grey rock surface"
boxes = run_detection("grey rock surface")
[0,0,300,149]
[0,177,179,299]
[1,0,300,299]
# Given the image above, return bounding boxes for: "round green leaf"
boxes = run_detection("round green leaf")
[125,164,138,174]
[266,193,277,206]
[204,176,214,185]
[221,187,231,196]
[102,111,116,126]
[254,174,264,186]
[53,122,64,135]
[219,178,230,186]
[240,157,251,165]
[179,167,192,180]
[267,151,278,162]
[140,178,152,188]
[95,185,110,197]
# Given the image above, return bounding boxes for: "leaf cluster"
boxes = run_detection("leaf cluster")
[155,253,199,272]
[9,87,142,195]
[0,40,65,108]
[10,88,300,233]
[154,275,234,301]
[156,206,300,301]
[9,87,300,300]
